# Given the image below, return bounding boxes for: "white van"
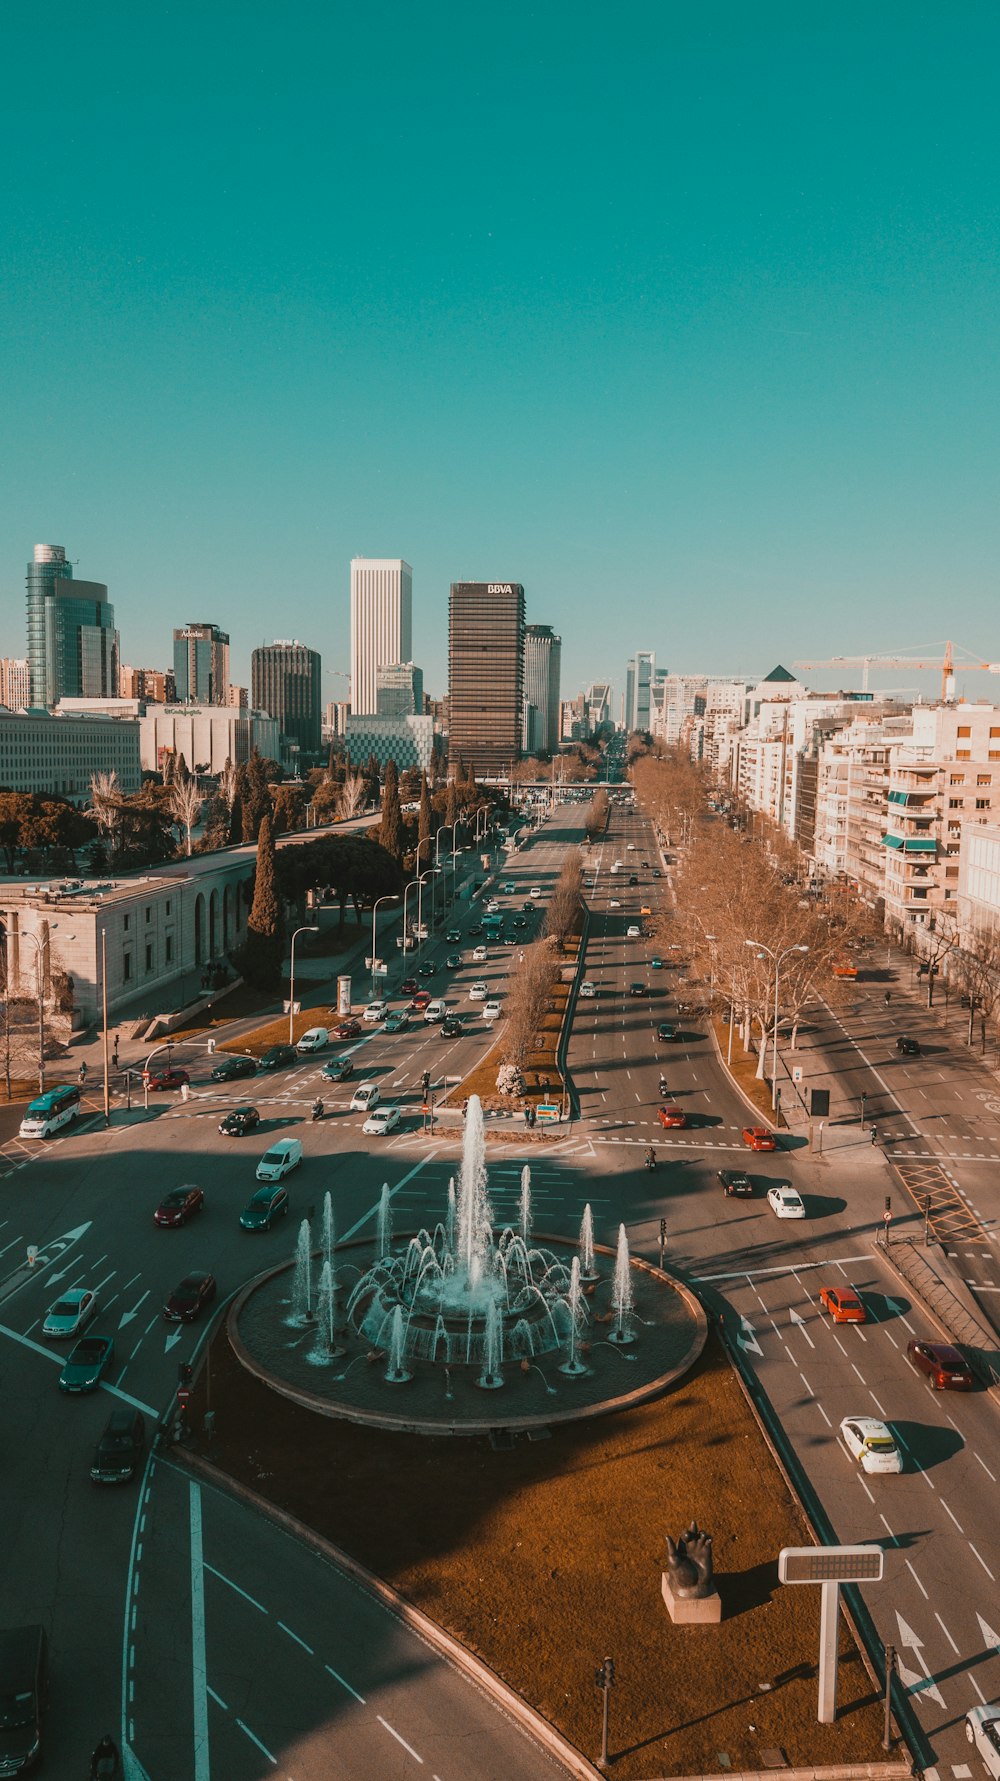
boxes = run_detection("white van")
[296,1027,329,1054]
[423,999,448,1023]
[256,1138,303,1182]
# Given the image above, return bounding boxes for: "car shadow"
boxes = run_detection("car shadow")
[799,1194,848,1219]
[859,1290,912,1323]
[893,1420,964,1472]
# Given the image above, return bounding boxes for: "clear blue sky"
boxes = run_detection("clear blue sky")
[3,2,998,708]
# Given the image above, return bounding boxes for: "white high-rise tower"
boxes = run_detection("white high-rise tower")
[350,558,413,716]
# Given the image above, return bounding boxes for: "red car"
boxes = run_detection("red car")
[742,1126,777,1152]
[819,1285,866,1324]
[400,978,418,995]
[332,1019,361,1041]
[409,990,432,1010]
[657,1105,687,1129]
[906,1339,974,1390]
[154,1185,205,1227]
[144,1066,190,1092]
[163,1270,217,1322]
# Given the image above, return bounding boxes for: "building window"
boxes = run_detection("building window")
[145,907,152,923]
[123,913,130,931]
[957,725,971,737]
[991,727,1000,738]
[165,935,173,964]
[957,750,971,760]
[165,900,171,915]
[976,799,991,810]
[123,951,132,981]
[978,775,992,785]
[948,799,961,809]
[145,943,153,972]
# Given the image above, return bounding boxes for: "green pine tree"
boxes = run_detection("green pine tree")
[243,813,285,988]
[379,758,404,861]
[418,772,433,869]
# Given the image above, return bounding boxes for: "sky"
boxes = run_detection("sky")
[3,1,999,711]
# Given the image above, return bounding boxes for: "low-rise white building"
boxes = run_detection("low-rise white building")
[139,704,281,775]
[0,709,142,802]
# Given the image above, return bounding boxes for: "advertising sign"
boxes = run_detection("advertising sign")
[337,974,352,1015]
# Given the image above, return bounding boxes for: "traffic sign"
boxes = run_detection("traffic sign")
[536,1103,560,1121]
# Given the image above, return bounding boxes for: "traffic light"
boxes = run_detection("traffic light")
[177,1361,193,1406]
[421,1070,431,1095]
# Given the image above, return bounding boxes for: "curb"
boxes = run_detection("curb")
[173,1447,604,1780]
[706,1019,782,1133]
[667,1769,912,1781]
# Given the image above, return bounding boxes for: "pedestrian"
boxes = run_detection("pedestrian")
[78,1061,88,1085]
[884,989,891,1006]
[870,1125,878,1145]
[112,1038,119,1070]
[180,1081,190,1103]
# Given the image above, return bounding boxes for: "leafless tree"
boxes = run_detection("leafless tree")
[501,942,559,1069]
[337,772,366,821]
[170,775,203,857]
[89,770,123,858]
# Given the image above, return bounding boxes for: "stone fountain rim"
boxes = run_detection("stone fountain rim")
[228,1231,708,1436]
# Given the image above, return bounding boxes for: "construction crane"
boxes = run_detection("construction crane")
[793,640,1000,702]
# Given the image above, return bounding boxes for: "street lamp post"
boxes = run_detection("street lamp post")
[434,824,457,917]
[289,925,319,1043]
[744,938,809,1109]
[17,932,47,1095]
[416,868,439,954]
[369,895,400,996]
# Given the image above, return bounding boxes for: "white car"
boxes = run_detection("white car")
[529,887,540,898]
[363,1105,400,1136]
[626,924,640,938]
[363,1000,388,1024]
[468,980,488,1001]
[472,945,488,962]
[609,899,621,909]
[42,1287,99,1340]
[423,999,447,1023]
[295,1027,329,1054]
[579,981,596,998]
[839,1416,903,1475]
[966,1707,1000,1780]
[256,1137,304,1182]
[767,1185,805,1219]
[350,1082,380,1112]
[483,1000,502,1022]
[485,900,500,914]
[626,843,636,851]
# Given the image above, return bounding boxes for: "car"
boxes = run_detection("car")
[502,933,517,945]
[91,1406,145,1483]
[768,1185,805,1219]
[417,961,436,979]
[652,868,661,878]
[718,1170,753,1197]
[164,1271,217,1322]
[522,902,534,913]
[839,1415,903,1475]
[400,976,418,995]
[468,980,488,1001]
[322,1056,354,1081]
[42,1286,99,1339]
[906,1338,974,1390]
[154,1184,204,1227]
[626,925,640,938]
[409,990,432,1010]
[445,953,462,969]
[626,842,636,851]
[445,930,462,943]
[383,1010,410,1033]
[530,887,540,898]
[467,923,483,937]
[485,900,500,914]
[256,1137,303,1182]
[257,1043,297,1072]
[657,1104,687,1129]
[742,1126,777,1151]
[629,874,639,885]
[641,860,650,868]
[333,1018,361,1040]
[609,898,621,908]
[0,1625,46,1777]
[58,1334,115,1393]
[218,1104,261,1137]
[896,1036,921,1057]
[640,904,652,916]
[630,981,648,998]
[239,1185,289,1231]
[657,1022,679,1043]
[483,1000,502,1022]
[143,1066,190,1092]
[363,1105,401,1136]
[363,1000,388,1023]
[424,999,448,1023]
[350,1081,380,1111]
[472,944,488,962]
[503,881,516,893]
[441,1014,464,1037]
[819,1285,866,1323]
[965,1706,1000,1780]
[210,1054,256,1082]
[650,956,663,969]
[513,915,528,929]
[579,981,596,998]
[295,1027,329,1054]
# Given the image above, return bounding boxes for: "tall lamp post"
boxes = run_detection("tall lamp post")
[745,938,809,1109]
[416,868,439,955]
[17,932,47,1095]
[289,925,319,1043]
[434,824,457,917]
[369,895,400,996]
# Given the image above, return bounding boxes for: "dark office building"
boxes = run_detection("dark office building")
[251,639,322,757]
[26,544,119,709]
[173,623,230,705]
[448,582,525,777]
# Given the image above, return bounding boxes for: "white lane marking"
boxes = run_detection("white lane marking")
[190,1482,211,1781]
[969,1544,996,1581]
[278,1621,314,1654]
[378,1717,424,1763]
[905,1559,928,1600]
[205,1563,268,1613]
[236,1719,276,1764]
[941,1500,965,1533]
[695,1254,872,1283]
[325,1663,365,1704]
[816,1403,832,1427]
[207,1685,229,1711]
[975,1453,997,1482]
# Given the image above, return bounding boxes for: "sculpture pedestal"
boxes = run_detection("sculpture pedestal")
[661,1573,722,1623]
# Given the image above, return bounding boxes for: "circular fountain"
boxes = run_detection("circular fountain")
[232,1096,706,1433]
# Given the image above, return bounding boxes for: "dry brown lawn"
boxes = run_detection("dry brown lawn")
[191,1332,885,1777]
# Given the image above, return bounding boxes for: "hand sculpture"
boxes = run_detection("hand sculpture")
[665,1521,715,1598]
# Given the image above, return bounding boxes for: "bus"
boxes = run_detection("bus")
[482,914,503,939]
[18,1084,82,1139]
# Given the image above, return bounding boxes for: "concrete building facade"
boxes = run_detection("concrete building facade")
[344,713,439,774]
[523,625,562,754]
[251,640,322,756]
[447,582,525,776]
[0,710,141,802]
[138,705,280,776]
[375,662,423,718]
[0,658,30,710]
[350,558,413,717]
[172,624,230,705]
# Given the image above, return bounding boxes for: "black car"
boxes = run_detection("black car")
[467,923,483,938]
[628,981,646,997]
[718,1170,754,1197]
[896,1036,921,1057]
[322,1056,354,1082]
[163,1272,217,1323]
[641,860,650,868]
[0,1626,46,1775]
[441,1015,464,1037]
[418,961,436,978]
[91,1406,145,1483]
[258,1043,297,1072]
[239,1185,289,1231]
[219,1104,260,1137]
[445,929,462,943]
[210,1054,257,1082]
[503,933,517,945]
[513,916,528,928]
[657,1022,679,1042]
[629,874,638,885]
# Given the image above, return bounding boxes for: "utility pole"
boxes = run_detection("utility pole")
[882,1644,896,1750]
[595,1656,614,1768]
[658,1218,666,1269]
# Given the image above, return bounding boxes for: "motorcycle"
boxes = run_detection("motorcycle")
[311,1100,324,1122]
[644,1150,657,1171]
[89,1739,123,1780]
[658,1078,669,1096]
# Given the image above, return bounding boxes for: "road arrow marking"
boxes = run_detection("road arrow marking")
[895,1658,945,1707]
[895,1612,946,1706]
[977,1613,1000,1655]
[736,1315,763,1358]
[118,1291,151,1330]
[789,1306,815,1347]
[164,1328,184,1353]
[896,1612,924,1651]
[885,1297,908,1315]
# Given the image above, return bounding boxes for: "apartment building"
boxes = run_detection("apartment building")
[882,705,1000,939]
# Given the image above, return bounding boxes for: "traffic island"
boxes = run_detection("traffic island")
[184,1330,890,1778]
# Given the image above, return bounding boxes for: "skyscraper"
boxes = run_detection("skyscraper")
[523,624,562,754]
[350,558,413,716]
[173,623,230,704]
[26,544,119,709]
[448,582,525,776]
[625,651,656,731]
[251,640,322,755]
[376,661,423,718]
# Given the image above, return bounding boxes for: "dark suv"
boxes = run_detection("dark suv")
[92,1407,145,1483]
[896,1035,921,1057]
[0,1625,46,1772]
